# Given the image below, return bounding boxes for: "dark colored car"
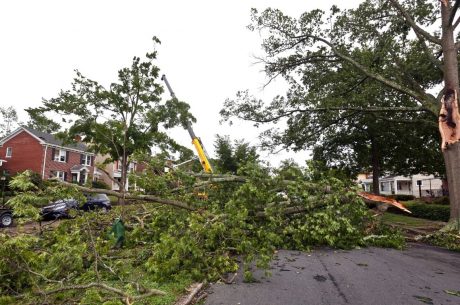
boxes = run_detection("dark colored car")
[40,194,111,220]
[0,207,13,227]
[81,194,111,212]
[40,199,79,220]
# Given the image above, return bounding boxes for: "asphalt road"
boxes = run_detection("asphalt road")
[205,243,460,305]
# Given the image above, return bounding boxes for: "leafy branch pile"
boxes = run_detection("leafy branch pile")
[0,162,403,305]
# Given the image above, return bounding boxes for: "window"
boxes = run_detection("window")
[52,171,66,181]
[116,161,122,171]
[128,162,135,173]
[5,147,12,158]
[81,154,91,166]
[54,149,67,162]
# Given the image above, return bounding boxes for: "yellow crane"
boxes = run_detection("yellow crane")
[161,74,214,173]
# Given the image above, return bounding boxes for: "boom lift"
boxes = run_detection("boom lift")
[161,74,214,173]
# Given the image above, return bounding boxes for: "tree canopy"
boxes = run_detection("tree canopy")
[27,37,194,192]
[0,106,18,137]
[213,135,260,174]
[220,1,449,180]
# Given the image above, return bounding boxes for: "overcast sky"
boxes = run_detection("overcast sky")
[0,0,359,166]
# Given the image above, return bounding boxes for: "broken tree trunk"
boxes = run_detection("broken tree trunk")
[357,192,411,214]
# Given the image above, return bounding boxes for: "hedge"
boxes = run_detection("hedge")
[430,196,450,205]
[388,194,416,201]
[391,202,450,222]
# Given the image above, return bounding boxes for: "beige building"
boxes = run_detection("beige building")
[94,155,140,191]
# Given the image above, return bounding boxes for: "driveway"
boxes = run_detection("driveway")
[205,243,460,305]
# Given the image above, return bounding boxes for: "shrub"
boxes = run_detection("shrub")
[430,196,449,205]
[91,180,110,190]
[388,194,415,201]
[396,202,450,222]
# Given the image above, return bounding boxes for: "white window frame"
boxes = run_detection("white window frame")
[55,171,65,181]
[5,147,12,158]
[83,155,91,166]
[128,162,135,173]
[54,149,67,162]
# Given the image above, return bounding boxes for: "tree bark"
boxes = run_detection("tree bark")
[370,135,381,195]
[442,142,460,225]
[440,1,460,230]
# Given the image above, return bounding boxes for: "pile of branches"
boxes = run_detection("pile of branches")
[0,163,403,304]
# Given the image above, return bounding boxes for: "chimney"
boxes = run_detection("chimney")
[74,134,83,142]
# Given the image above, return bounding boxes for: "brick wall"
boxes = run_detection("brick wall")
[0,131,44,175]
[44,147,94,182]
[0,130,94,182]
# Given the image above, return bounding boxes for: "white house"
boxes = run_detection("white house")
[359,174,445,198]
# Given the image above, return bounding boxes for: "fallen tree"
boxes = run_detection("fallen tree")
[1,164,405,304]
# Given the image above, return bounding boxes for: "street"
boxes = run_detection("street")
[205,243,460,305]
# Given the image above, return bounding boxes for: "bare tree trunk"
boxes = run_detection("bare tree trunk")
[370,135,380,195]
[442,142,460,228]
[121,156,127,206]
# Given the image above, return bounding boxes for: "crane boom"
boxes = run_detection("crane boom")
[161,74,214,173]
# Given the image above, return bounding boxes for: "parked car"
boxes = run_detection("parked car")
[40,194,112,220]
[0,207,13,227]
[40,199,79,220]
[81,194,111,212]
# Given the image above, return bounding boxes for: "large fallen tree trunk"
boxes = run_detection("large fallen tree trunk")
[58,180,195,211]
[57,177,410,215]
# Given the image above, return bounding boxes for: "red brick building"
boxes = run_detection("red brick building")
[0,127,95,183]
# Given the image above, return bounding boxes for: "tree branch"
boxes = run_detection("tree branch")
[95,165,123,189]
[41,282,166,305]
[412,31,444,71]
[301,34,437,113]
[388,0,442,45]
[56,180,196,211]
[449,0,460,26]
[175,282,204,305]
[230,105,427,125]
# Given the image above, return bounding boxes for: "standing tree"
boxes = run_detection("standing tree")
[0,106,18,137]
[214,135,260,174]
[26,108,61,133]
[27,37,195,204]
[222,1,460,229]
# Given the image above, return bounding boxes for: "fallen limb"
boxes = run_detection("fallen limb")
[56,180,195,211]
[175,282,204,305]
[220,272,237,284]
[40,282,166,305]
[175,173,331,194]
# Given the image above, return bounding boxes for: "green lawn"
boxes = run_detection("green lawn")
[381,213,440,227]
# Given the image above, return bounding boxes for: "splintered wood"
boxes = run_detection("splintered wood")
[439,89,460,150]
[357,192,411,214]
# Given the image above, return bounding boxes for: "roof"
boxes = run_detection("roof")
[70,164,90,172]
[1,126,90,153]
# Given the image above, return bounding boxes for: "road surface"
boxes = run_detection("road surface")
[205,243,460,305]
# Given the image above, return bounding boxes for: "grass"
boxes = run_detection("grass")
[381,213,442,227]
[381,212,445,239]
